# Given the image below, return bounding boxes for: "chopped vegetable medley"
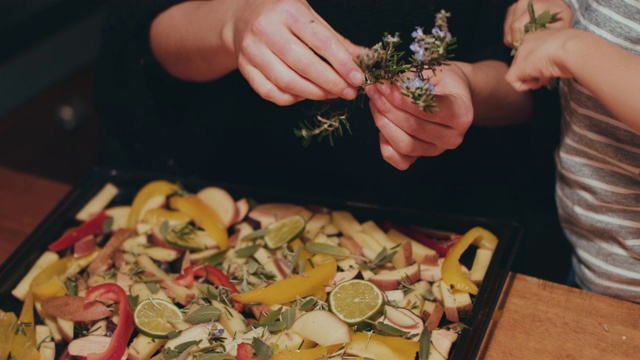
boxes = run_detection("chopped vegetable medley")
[1,180,498,360]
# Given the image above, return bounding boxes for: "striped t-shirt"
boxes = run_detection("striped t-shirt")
[557,0,640,302]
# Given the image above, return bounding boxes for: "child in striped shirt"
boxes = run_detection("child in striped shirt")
[504,0,640,302]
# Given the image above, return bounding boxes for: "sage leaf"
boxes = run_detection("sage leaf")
[418,328,431,360]
[305,242,350,257]
[184,305,222,324]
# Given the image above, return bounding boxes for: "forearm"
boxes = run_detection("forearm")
[457,60,533,126]
[562,30,640,134]
[150,0,239,82]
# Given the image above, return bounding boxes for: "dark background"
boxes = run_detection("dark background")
[0,0,571,283]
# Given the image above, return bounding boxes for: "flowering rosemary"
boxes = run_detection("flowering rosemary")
[295,10,456,147]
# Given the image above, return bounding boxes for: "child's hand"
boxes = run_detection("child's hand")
[505,29,577,91]
[364,63,473,170]
[503,0,573,49]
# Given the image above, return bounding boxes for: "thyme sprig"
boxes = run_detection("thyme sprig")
[511,0,560,88]
[295,10,456,146]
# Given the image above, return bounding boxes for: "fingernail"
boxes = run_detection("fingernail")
[349,71,364,86]
[342,87,357,99]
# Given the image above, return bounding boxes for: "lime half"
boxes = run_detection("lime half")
[328,279,385,330]
[264,215,306,249]
[134,298,184,338]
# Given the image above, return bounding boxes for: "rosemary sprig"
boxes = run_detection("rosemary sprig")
[295,10,456,146]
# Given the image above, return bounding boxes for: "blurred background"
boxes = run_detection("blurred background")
[0,0,571,284]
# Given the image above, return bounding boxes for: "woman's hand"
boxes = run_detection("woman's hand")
[151,0,365,106]
[226,0,365,105]
[503,0,573,49]
[365,63,473,170]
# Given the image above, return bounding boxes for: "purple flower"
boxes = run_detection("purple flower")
[411,27,425,39]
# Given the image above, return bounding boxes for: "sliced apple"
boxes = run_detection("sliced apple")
[268,329,317,352]
[197,186,238,228]
[431,328,459,359]
[424,301,445,331]
[234,197,250,224]
[128,333,167,360]
[469,248,493,285]
[381,306,424,340]
[248,203,306,228]
[387,229,439,265]
[68,335,113,358]
[397,280,430,317]
[303,213,332,241]
[368,263,421,291]
[290,310,351,346]
[337,235,364,257]
[420,258,444,282]
[105,205,131,231]
[57,316,75,342]
[75,182,119,221]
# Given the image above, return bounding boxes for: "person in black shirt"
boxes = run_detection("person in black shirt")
[96,0,532,214]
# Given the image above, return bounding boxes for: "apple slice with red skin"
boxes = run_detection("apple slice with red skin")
[68,335,116,359]
[368,262,421,291]
[290,310,352,346]
[197,186,238,228]
[247,203,306,228]
[380,306,424,340]
[234,197,250,224]
[431,328,459,358]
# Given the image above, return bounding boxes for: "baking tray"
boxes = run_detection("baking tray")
[0,167,522,359]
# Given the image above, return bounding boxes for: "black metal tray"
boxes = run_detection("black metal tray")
[0,167,522,359]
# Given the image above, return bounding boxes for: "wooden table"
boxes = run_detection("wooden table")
[1,166,638,359]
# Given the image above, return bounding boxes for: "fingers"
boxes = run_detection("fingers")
[504,0,529,48]
[365,83,466,150]
[378,133,419,171]
[291,20,364,90]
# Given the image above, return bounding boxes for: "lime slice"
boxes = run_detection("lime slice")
[328,279,384,330]
[264,215,306,249]
[134,298,184,338]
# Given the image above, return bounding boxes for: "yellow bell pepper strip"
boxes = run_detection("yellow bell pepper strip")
[346,331,419,360]
[48,210,109,252]
[0,310,18,360]
[10,292,40,360]
[233,257,337,305]
[441,226,498,295]
[127,180,180,229]
[169,195,229,250]
[30,251,98,300]
[83,283,134,360]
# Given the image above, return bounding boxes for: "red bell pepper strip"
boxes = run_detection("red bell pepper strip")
[236,342,255,360]
[49,211,109,252]
[83,283,134,360]
[382,221,458,257]
[174,264,243,311]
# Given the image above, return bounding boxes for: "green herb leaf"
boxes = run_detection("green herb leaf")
[376,322,410,336]
[241,228,270,241]
[305,242,351,257]
[201,249,229,267]
[235,244,262,258]
[252,337,273,360]
[184,305,222,324]
[418,328,431,360]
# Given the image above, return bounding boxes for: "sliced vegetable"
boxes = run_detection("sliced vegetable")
[10,293,40,360]
[441,226,498,295]
[127,180,180,229]
[48,210,109,252]
[174,264,243,311]
[83,283,134,360]
[169,195,229,249]
[232,257,337,305]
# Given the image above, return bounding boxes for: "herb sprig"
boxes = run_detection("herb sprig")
[295,10,456,146]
